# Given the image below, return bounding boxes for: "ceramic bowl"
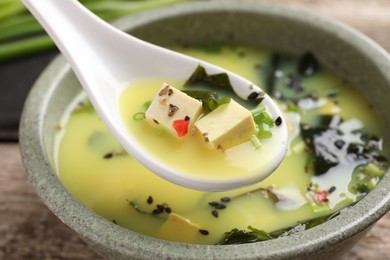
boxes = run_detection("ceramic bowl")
[20,1,390,259]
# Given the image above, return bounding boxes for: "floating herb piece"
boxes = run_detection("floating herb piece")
[127,200,151,215]
[250,135,262,149]
[219,226,272,245]
[102,147,127,159]
[133,100,152,121]
[301,124,339,175]
[264,53,281,96]
[185,65,233,90]
[349,162,387,195]
[183,89,231,114]
[133,112,145,120]
[252,109,274,140]
[298,52,320,76]
[72,99,94,115]
[185,65,261,107]
[219,210,341,245]
[259,187,280,203]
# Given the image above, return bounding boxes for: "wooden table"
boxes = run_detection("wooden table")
[1,0,389,259]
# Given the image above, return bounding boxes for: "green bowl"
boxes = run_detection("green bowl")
[20,1,390,259]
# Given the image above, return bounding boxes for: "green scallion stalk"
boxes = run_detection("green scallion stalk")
[0,35,54,61]
[0,1,25,21]
[0,14,37,31]
[84,0,188,19]
[0,20,42,42]
[0,0,190,62]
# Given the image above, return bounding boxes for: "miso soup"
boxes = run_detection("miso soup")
[55,46,389,245]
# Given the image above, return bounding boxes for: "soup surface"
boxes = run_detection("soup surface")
[55,45,389,245]
[118,79,285,182]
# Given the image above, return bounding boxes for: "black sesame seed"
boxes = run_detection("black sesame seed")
[208,201,220,207]
[165,207,172,213]
[103,153,113,159]
[208,201,227,209]
[220,197,231,203]
[199,229,209,235]
[275,116,282,126]
[147,196,153,204]
[211,210,219,218]
[152,208,163,215]
[247,91,259,100]
[328,186,336,194]
[347,144,361,154]
[156,204,165,211]
[334,140,345,149]
[153,119,159,124]
[184,116,190,121]
[215,204,226,210]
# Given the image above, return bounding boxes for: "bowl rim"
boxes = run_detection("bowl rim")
[20,1,390,259]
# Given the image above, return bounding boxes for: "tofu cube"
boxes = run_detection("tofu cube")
[145,83,203,137]
[158,213,201,243]
[195,99,257,150]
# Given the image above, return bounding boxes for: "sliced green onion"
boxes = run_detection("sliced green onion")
[143,100,152,110]
[364,163,385,177]
[250,135,262,149]
[217,97,231,106]
[133,112,145,121]
[254,111,274,127]
[257,129,272,140]
[250,105,266,116]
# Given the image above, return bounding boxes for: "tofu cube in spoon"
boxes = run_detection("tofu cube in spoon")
[195,99,257,150]
[145,83,203,137]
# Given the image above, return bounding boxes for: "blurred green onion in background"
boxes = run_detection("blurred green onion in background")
[0,0,190,62]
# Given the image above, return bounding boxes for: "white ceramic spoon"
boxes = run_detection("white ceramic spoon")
[23,0,288,191]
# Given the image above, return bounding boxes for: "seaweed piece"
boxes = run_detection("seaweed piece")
[184,65,262,107]
[285,74,304,93]
[301,115,389,176]
[184,65,233,90]
[263,53,281,96]
[219,226,272,245]
[218,211,341,245]
[298,52,320,76]
[301,124,340,175]
[182,89,218,113]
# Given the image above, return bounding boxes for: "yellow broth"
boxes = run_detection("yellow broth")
[56,46,388,245]
[118,78,285,181]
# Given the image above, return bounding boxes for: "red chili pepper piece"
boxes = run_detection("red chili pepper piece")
[315,190,329,203]
[173,119,189,137]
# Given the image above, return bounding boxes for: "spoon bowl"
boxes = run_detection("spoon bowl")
[22,0,288,191]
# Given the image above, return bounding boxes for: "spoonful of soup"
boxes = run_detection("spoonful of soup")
[22,0,288,191]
